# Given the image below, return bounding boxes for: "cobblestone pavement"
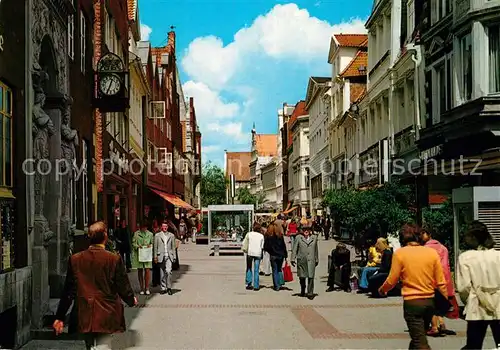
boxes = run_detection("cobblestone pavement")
[23,237,497,349]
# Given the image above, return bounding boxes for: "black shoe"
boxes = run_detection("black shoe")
[259,272,265,276]
[326,287,334,292]
[300,291,306,297]
[253,287,260,291]
[307,294,315,300]
[160,290,167,295]
[246,285,253,290]
[167,289,172,295]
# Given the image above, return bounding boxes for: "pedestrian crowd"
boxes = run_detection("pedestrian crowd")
[51,208,500,350]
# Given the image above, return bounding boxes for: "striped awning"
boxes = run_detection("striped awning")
[150,188,194,210]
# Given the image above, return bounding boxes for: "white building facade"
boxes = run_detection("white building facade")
[305,77,331,216]
[288,114,310,216]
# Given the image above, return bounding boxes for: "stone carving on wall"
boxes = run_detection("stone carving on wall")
[60,94,78,251]
[32,64,56,245]
[32,0,68,93]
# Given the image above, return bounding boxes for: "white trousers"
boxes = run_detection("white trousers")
[160,258,173,290]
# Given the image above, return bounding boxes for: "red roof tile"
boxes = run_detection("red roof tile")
[350,84,367,104]
[340,51,368,77]
[334,34,368,48]
[226,152,252,182]
[288,101,307,148]
[255,134,278,157]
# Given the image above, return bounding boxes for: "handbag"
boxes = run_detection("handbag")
[138,246,152,263]
[241,234,249,253]
[434,289,452,316]
[283,261,293,282]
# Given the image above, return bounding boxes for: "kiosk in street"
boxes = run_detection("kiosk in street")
[207,204,254,255]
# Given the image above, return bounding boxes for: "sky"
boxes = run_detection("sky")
[139,0,373,166]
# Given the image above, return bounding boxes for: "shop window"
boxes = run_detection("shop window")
[0,82,13,192]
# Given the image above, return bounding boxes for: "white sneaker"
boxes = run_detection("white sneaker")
[139,291,145,295]
[145,290,151,295]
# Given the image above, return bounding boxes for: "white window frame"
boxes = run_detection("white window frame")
[407,0,415,41]
[68,14,75,60]
[460,33,473,103]
[80,11,86,73]
[489,25,500,93]
[147,142,156,163]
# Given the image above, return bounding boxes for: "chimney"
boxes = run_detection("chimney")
[167,31,176,54]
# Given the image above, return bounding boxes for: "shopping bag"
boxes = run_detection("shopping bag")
[283,262,293,282]
[138,247,152,263]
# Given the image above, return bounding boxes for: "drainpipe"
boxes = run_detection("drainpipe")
[408,44,422,140]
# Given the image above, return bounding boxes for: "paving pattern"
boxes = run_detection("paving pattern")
[22,238,497,349]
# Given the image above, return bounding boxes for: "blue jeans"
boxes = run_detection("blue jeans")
[270,256,284,290]
[246,256,261,288]
[359,266,379,289]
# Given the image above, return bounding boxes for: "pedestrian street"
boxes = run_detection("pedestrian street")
[23,239,497,349]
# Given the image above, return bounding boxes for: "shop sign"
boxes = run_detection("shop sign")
[0,34,4,52]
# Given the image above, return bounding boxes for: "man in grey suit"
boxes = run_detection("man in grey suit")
[154,222,177,295]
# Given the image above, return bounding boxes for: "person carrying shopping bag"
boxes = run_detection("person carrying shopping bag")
[132,222,154,295]
[264,222,288,291]
[291,219,319,300]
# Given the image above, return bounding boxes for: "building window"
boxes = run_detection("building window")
[82,139,89,226]
[489,25,500,93]
[68,15,75,59]
[80,11,86,73]
[407,0,415,41]
[0,82,13,190]
[460,33,472,101]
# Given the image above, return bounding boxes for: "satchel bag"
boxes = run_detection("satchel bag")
[283,262,293,282]
[138,246,153,263]
[434,289,452,316]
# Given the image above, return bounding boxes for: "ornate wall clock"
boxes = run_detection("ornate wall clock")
[93,52,129,112]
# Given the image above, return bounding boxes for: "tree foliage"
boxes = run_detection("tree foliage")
[323,181,414,240]
[200,162,227,207]
[237,187,266,207]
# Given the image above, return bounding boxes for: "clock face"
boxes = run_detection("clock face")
[99,74,121,96]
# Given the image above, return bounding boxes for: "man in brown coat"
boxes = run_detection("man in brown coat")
[53,221,137,349]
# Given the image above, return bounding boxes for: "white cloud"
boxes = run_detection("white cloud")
[182,37,240,88]
[206,122,249,144]
[182,81,240,122]
[140,24,152,41]
[182,3,366,88]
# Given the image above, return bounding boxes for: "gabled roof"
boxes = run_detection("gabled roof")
[305,77,330,109]
[287,101,307,147]
[226,152,252,182]
[328,34,368,63]
[255,134,278,157]
[340,51,368,78]
[350,84,367,104]
[333,34,368,48]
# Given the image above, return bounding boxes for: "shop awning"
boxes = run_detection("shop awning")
[150,188,194,210]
